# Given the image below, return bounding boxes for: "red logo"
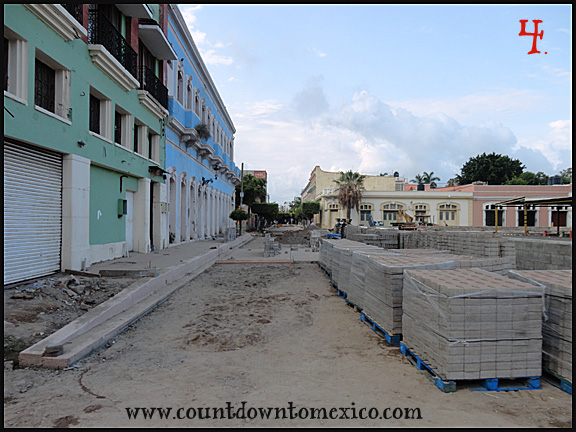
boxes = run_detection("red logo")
[519,20,545,54]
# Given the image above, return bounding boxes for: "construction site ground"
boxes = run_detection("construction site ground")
[4,225,572,428]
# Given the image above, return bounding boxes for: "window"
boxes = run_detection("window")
[4,37,8,92]
[485,204,502,227]
[176,70,184,105]
[360,204,373,222]
[148,130,160,162]
[4,28,28,102]
[133,120,147,156]
[89,94,100,134]
[186,79,193,110]
[88,87,112,140]
[114,105,131,148]
[35,59,56,112]
[114,110,122,144]
[34,50,71,120]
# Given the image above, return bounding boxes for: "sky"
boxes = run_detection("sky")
[178,4,572,206]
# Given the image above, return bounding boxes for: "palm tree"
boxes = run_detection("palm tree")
[411,174,425,185]
[422,171,441,189]
[333,170,366,221]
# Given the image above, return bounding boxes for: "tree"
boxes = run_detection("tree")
[456,152,525,185]
[301,201,321,224]
[235,174,267,209]
[411,174,424,185]
[505,171,548,185]
[251,202,279,230]
[333,170,366,221]
[560,167,572,184]
[229,208,249,235]
[422,171,441,189]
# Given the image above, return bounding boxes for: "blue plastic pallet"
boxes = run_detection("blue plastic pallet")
[542,369,572,395]
[345,298,363,313]
[359,312,401,345]
[399,342,541,393]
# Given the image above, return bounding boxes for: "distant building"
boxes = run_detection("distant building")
[304,167,572,230]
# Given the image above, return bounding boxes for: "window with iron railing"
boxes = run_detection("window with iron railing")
[61,4,83,26]
[88,9,137,79]
[139,65,168,109]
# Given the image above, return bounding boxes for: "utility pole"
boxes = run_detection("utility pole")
[239,163,244,235]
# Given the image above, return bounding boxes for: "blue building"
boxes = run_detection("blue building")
[164,5,241,244]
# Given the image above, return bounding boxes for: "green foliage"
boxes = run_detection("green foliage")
[560,167,572,184]
[456,152,525,185]
[301,201,320,220]
[251,202,279,218]
[194,123,211,141]
[229,208,249,221]
[235,174,267,208]
[505,171,548,185]
[333,170,366,220]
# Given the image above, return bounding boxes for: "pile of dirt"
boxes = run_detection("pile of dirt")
[3,273,132,366]
[274,225,321,245]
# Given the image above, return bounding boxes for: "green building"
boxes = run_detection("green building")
[4,4,176,284]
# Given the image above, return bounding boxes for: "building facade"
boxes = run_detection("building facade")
[306,167,572,230]
[4,4,174,284]
[164,5,240,244]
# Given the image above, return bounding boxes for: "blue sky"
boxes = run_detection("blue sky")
[178,4,572,205]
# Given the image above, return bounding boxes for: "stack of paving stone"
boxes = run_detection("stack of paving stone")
[362,254,457,335]
[347,250,400,310]
[393,249,515,274]
[330,241,381,290]
[263,234,281,257]
[403,268,544,381]
[507,270,572,380]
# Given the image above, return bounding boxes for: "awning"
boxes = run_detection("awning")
[495,196,573,207]
[139,23,177,60]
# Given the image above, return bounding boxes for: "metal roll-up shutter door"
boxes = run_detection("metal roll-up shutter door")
[4,141,63,285]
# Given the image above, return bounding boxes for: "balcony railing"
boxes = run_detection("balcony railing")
[88,10,138,79]
[139,66,168,109]
[62,4,83,26]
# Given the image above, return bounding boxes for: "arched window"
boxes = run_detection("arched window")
[359,203,374,222]
[438,202,460,225]
[176,70,184,105]
[186,79,193,110]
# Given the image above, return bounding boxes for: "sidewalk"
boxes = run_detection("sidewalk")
[19,233,255,369]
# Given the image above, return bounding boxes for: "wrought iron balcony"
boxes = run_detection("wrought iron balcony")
[61,4,83,26]
[88,10,138,79]
[139,66,168,109]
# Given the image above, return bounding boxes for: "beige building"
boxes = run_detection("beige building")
[303,166,572,230]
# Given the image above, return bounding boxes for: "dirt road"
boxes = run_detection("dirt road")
[4,261,572,427]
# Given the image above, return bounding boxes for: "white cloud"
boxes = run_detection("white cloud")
[233,89,534,203]
[515,119,572,170]
[199,49,234,66]
[389,89,547,124]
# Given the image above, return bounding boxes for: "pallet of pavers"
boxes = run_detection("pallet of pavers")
[347,250,401,312]
[334,244,383,300]
[360,254,458,344]
[506,270,572,395]
[401,268,543,392]
[392,249,515,274]
[319,238,363,281]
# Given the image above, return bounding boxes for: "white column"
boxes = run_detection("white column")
[133,177,151,253]
[61,154,90,271]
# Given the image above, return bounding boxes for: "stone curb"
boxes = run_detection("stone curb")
[18,234,254,369]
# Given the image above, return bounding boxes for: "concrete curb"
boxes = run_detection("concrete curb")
[19,234,254,369]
